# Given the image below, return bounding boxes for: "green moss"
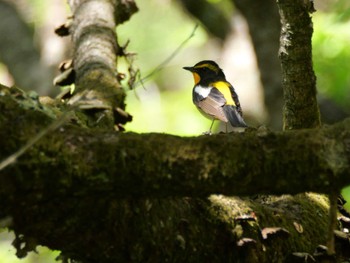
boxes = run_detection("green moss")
[203,193,330,262]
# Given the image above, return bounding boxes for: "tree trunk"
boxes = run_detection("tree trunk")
[277,0,320,130]
[233,0,283,130]
[178,0,231,40]
[0,1,53,95]
[66,0,136,129]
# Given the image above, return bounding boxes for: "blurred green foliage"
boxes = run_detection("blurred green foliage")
[312,5,350,209]
[0,230,59,263]
[118,0,211,136]
[342,186,350,211]
[313,13,350,108]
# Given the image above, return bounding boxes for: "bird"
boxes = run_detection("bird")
[183,60,247,133]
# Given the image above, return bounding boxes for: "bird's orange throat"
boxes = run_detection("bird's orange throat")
[192,72,201,85]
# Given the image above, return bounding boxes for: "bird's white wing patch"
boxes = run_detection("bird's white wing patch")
[194,85,212,98]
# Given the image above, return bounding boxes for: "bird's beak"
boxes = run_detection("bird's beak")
[183,66,200,84]
[183,66,194,72]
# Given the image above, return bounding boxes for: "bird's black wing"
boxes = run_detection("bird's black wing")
[228,84,243,116]
[222,105,247,127]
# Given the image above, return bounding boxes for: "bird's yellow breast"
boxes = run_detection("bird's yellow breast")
[212,81,235,106]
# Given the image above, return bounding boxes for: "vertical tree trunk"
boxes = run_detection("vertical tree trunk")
[233,0,283,130]
[67,0,126,128]
[0,1,53,95]
[276,0,340,256]
[277,0,320,130]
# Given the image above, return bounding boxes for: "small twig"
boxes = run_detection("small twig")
[326,191,339,255]
[134,24,199,88]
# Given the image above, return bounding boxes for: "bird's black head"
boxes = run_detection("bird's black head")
[183,60,226,85]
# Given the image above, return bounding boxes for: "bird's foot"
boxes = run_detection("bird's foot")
[202,131,212,135]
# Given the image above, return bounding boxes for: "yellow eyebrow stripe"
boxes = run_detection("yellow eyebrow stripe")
[194,63,218,73]
[212,81,235,106]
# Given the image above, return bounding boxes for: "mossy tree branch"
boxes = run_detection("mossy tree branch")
[2,101,350,198]
[0,85,350,262]
[1,86,350,199]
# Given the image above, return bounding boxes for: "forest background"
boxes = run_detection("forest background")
[0,0,349,262]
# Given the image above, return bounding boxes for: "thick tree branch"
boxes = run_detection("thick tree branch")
[0,86,349,262]
[1,86,350,198]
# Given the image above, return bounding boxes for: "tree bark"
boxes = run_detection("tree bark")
[1,86,350,198]
[277,0,341,257]
[66,0,137,128]
[277,0,320,130]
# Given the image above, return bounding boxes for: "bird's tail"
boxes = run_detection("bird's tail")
[223,105,247,128]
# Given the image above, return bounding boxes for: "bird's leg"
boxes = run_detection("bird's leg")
[202,119,215,135]
[209,119,215,134]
